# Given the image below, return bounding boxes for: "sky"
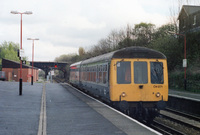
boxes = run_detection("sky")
[0,0,199,61]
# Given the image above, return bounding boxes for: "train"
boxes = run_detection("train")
[69,46,168,121]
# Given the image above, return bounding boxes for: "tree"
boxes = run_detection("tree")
[0,41,20,62]
[78,47,85,56]
[54,53,79,63]
[150,35,182,71]
[132,22,156,46]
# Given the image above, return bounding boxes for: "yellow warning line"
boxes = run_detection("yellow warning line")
[38,83,47,135]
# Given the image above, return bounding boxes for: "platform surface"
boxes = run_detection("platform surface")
[0,81,42,135]
[169,89,200,101]
[0,81,160,135]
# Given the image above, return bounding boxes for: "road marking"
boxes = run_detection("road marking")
[37,83,47,135]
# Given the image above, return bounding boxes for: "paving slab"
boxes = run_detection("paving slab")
[46,83,160,135]
[0,81,43,135]
[0,81,160,135]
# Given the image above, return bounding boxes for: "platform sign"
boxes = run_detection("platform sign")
[183,59,187,68]
[51,70,54,76]
[20,49,25,57]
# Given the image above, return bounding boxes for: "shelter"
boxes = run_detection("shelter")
[1,58,39,82]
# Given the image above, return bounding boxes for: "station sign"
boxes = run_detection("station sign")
[20,49,25,57]
[183,59,187,68]
[51,70,54,76]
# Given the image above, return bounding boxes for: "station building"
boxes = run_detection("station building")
[1,58,39,82]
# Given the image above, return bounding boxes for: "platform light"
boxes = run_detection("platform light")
[11,11,32,15]
[11,10,33,95]
[11,11,20,14]
[27,38,39,85]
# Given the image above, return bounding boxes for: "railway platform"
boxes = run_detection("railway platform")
[169,89,200,101]
[168,89,200,117]
[0,81,161,135]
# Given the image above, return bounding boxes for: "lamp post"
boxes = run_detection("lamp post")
[11,11,32,95]
[27,38,39,85]
[168,31,187,90]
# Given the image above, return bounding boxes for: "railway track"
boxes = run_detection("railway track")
[157,108,200,134]
[150,120,185,135]
[165,107,200,122]
[158,114,200,132]
[54,78,200,135]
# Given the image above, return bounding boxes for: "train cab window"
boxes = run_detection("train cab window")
[117,61,131,84]
[134,62,148,84]
[151,62,164,84]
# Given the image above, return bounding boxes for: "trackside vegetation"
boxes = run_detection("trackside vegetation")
[55,23,200,93]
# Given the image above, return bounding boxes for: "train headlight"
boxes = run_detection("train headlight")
[121,92,126,97]
[156,92,160,97]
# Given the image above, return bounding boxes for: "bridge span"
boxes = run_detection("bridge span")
[30,61,68,78]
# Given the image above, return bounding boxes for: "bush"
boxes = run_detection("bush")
[169,71,200,93]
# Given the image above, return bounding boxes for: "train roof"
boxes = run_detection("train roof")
[70,61,82,67]
[82,46,166,65]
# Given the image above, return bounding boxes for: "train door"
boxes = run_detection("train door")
[133,61,148,101]
[133,60,167,101]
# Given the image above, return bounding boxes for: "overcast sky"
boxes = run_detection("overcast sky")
[0,0,199,61]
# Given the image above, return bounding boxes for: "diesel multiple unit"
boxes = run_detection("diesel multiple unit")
[69,46,168,121]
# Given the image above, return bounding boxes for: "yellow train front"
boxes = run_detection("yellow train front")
[70,46,168,121]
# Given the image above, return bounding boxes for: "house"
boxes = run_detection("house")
[1,58,39,82]
[178,5,200,33]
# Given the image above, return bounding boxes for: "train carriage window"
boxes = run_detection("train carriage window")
[99,65,103,83]
[94,72,96,82]
[88,72,90,81]
[103,65,107,84]
[134,62,148,84]
[103,72,107,84]
[84,67,87,81]
[151,62,164,84]
[117,61,131,84]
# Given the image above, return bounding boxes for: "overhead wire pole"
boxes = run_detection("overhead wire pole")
[11,11,32,95]
[27,38,39,85]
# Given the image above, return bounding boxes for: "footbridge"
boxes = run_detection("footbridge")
[30,61,68,78]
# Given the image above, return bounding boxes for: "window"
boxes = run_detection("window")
[193,15,196,25]
[94,72,96,82]
[88,72,90,81]
[134,62,148,84]
[151,62,164,84]
[183,18,186,28]
[117,61,131,84]
[99,65,102,83]
[103,65,107,84]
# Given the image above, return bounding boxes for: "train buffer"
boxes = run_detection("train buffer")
[0,81,161,135]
